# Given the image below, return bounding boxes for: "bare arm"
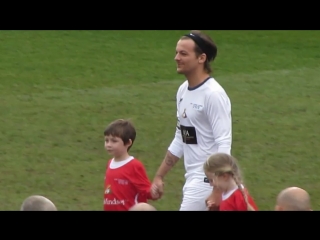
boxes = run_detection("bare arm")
[154,150,180,180]
[154,110,183,180]
[154,87,184,181]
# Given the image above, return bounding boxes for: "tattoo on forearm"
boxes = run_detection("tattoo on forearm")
[164,153,179,167]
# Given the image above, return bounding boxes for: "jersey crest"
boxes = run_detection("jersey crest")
[105,184,112,194]
[182,108,187,118]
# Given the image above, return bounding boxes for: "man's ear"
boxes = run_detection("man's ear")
[198,53,206,64]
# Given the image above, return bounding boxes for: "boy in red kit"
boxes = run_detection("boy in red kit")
[203,153,258,211]
[103,119,158,211]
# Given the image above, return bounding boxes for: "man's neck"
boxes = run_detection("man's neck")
[185,70,210,89]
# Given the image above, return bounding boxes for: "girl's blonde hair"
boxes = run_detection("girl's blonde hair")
[203,153,255,211]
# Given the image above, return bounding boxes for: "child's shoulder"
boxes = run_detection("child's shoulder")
[106,156,144,169]
[223,188,246,202]
[129,157,145,167]
[233,188,255,203]
[233,187,249,196]
[127,158,149,172]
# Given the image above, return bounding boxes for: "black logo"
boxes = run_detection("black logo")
[180,125,197,144]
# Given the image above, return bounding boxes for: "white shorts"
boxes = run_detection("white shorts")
[179,176,212,211]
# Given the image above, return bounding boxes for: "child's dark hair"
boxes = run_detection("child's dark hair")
[203,153,255,211]
[104,119,136,151]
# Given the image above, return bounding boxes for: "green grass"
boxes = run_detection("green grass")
[0,30,319,210]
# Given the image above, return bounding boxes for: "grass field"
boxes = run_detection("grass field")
[0,30,319,210]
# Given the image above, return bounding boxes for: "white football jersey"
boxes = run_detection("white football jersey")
[168,77,232,180]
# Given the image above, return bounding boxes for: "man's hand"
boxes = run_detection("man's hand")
[151,176,164,200]
[151,151,180,200]
[205,188,222,211]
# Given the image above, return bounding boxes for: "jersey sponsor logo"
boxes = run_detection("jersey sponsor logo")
[115,178,128,185]
[190,103,203,111]
[180,125,197,144]
[104,198,125,206]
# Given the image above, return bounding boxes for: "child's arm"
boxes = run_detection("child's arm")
[205,191,221,211]
[130,161,157,200]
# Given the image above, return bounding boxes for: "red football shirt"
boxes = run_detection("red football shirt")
[219,187,258,211]
[103,156,153,211]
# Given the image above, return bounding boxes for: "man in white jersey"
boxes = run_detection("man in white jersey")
[151,30,232,211]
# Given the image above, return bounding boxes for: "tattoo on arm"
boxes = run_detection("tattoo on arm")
[164,152,179,167]
[155,152,179,180]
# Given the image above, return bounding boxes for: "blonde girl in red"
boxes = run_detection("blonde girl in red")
[203,153,258,211]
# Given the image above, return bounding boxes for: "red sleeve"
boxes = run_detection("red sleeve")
[129,160,153,199]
